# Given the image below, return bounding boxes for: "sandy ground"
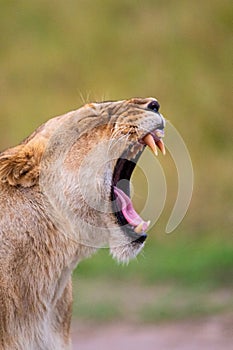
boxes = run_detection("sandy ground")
[72,313,233,350]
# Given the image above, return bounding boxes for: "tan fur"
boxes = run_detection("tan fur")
[0,98,164,349]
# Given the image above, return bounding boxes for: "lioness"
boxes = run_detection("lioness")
[0,97,165,349]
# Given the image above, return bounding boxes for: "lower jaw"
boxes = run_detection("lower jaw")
[117,221,147,243]
[111,147,149,241]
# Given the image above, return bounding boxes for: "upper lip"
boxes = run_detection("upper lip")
[111,127,166,242]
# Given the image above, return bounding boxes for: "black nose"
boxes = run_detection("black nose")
[134,233,147,244]
[147,100,160,113]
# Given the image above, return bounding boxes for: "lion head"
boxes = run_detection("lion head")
[0,97,166,263]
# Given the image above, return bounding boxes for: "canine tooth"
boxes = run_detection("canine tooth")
[134,221,144,234]
[146,220,151,229]
[156,139,166,155]
[143,134,158,156]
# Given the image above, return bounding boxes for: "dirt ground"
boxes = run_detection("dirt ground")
[72,313,233,350]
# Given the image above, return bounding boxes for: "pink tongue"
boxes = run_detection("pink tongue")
[114,186,146,229]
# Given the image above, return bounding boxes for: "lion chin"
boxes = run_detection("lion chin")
[110,241,145,264]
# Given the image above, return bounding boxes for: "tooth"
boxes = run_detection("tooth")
[155,130,164,138]
[156,139,166,155]
[134,221,144,234]
[146,220,151,229]
[143,134,158,156]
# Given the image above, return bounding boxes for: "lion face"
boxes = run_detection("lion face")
[0,97,166,263]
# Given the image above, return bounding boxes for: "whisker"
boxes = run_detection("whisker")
[79,91,86,104]
[78,90,92,104]
[107,123,139,157]
[107,133,129,155]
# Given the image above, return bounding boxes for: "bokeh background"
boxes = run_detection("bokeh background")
[0,0,232,348]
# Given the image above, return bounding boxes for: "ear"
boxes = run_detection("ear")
[0,143,44,187]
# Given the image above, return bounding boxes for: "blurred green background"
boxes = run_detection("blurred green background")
[0,0,232,324]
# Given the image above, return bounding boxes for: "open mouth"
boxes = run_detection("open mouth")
[111,129,165,243]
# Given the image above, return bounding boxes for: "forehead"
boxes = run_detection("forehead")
[86,97,158,113]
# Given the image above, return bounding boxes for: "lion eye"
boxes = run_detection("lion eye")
[147,100,160,112]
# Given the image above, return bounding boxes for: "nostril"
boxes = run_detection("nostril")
[147,100,160,113]
[134,233,147,244]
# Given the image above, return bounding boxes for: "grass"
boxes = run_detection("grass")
[72,273,233,323]
[73,299,122,322]
[72,233,233,323]
[74,233,233,289]
[139,290,232,323]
